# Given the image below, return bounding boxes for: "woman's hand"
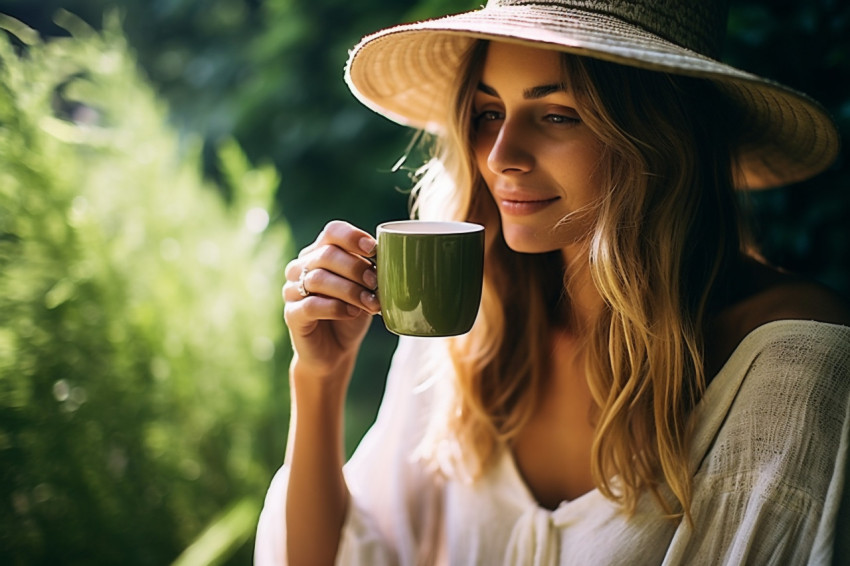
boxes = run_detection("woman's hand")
[283,220,380,381]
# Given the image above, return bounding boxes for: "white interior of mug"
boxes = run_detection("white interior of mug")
[378,220,484,235]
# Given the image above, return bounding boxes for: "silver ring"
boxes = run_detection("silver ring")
[297,267,310,297]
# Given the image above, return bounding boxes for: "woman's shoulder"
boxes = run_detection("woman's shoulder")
[743,274,850,328]
[705,258,850,376]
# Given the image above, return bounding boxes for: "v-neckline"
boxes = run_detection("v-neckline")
[500,446,602,517]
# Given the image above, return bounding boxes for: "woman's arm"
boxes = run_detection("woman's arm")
[284,354,354,566]
[280,221,380,565]
[256,333,442,566]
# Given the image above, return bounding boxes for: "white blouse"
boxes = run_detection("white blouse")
[255,320,850,565]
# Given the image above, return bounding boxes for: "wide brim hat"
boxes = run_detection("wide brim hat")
[344,0,839,190]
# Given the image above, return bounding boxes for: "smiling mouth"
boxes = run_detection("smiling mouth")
[498,196,560,215]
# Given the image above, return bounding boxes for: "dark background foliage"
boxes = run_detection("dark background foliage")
[1,0,847,564]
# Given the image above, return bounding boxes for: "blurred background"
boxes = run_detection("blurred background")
[0,0,847,564]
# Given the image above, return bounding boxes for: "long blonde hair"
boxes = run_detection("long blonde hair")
[413,40,743,516]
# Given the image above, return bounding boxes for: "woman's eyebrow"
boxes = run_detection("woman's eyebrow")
[523,83,567,99]
[476,82,568,99]
[477,82,499,96]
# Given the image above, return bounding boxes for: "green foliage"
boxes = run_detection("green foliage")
[0,0,480,239]
[0,12,292,565]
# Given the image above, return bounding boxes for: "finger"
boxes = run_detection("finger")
[285,258,306,282]
[284,294,362,329]
[282,271,380,316]
[315,220,377,258]
[296,240,319,260]
[312,244,377,287]
[288,220,377,280]
[288,246,377,294]
[284,288,377,318]
[284,269,380,313]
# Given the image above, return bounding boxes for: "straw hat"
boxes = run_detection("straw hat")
[344,0,839,190]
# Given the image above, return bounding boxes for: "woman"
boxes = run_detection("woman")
[257,1,850,564]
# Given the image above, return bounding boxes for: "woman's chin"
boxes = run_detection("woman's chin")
[501,229,556,255]
[500,223,590,256]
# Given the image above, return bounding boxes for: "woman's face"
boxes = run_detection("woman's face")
[472,42,605,255]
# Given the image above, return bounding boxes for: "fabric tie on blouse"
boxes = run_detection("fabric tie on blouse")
[503,505,563,566]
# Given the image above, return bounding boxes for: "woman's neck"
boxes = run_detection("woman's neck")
[560,246,604,332]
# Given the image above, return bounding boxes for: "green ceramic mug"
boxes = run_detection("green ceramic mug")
[376,220,485,337]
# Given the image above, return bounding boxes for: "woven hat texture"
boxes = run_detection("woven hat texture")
[345,0,839,189]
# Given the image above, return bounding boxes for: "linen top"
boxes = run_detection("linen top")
[255,320,850,565]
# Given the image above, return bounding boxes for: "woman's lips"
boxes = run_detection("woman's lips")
[497,196,560,216]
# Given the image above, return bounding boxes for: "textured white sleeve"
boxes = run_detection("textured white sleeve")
[664,322,850,565]
[254,464,289,566]
[254,336,444,566]
[253,459,401,566]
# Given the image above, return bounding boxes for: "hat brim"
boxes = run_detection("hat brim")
[345,5,839,189]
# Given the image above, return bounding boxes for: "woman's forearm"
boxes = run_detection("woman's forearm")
[285,355,355,566]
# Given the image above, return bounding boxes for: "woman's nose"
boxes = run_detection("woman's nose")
[486,119,534,175]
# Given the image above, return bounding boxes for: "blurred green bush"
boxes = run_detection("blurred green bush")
[0,12,291,565]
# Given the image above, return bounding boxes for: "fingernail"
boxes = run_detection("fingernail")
[361,290,379,311]
[363,268,377,289]
[347,304,360,316]
[359,237,376,254]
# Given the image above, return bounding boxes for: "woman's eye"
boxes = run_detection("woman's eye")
[544,113,580,125]
[473,110,503,128]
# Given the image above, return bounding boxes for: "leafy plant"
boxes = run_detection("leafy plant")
[0,12,291,565]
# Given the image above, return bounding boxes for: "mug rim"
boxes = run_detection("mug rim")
[377,220,484,235]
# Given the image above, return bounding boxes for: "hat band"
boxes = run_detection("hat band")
[485,0,728,58]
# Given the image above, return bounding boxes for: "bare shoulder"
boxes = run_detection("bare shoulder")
[746,273,850,329]
[705,259,850,375]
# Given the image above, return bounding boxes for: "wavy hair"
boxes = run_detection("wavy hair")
[413,40,743,516]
